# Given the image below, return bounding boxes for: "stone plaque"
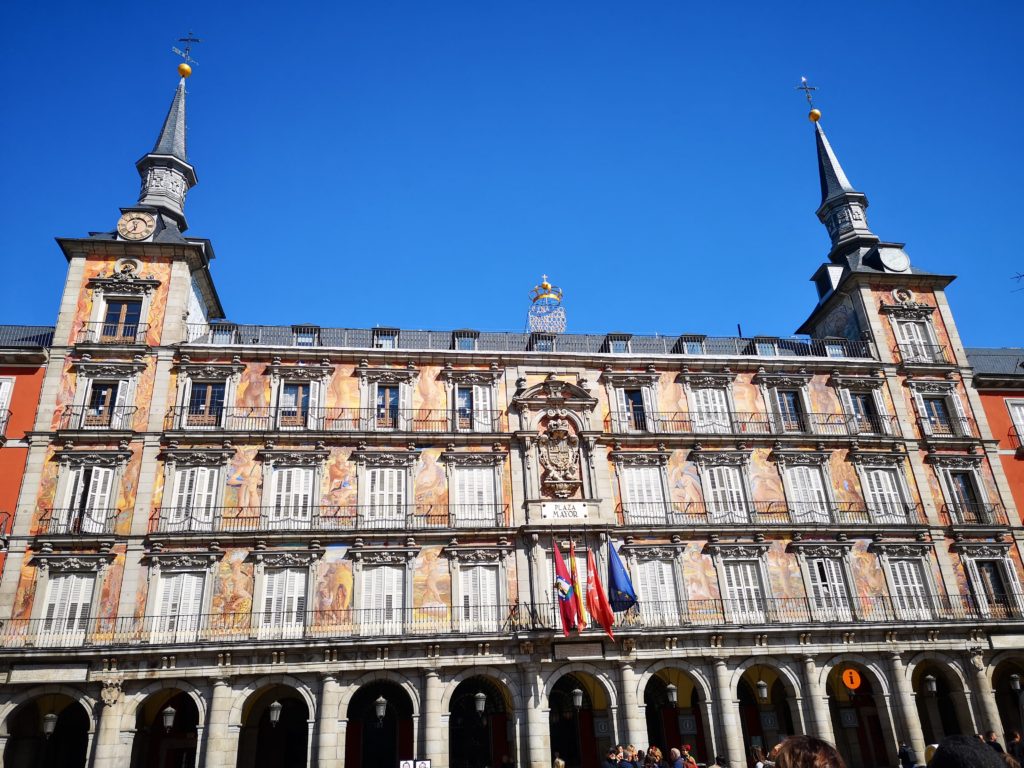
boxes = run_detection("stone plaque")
[759,711,779,730]
[839,708,859,728]
[10,663,90,683]
[541,501,588,520]
[554,641,604,660]
[678,714,698,734]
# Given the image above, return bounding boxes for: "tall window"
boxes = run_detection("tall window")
[705,465,747,524]
[1009,401,1024,435]
[621,465,667,524]
[365,467,406,526]
[945,470,983,522]
[0,378,12,425]
[167,467,219,531]
[806,558,851,621]
[635,559,679,627]
[452,466,497,525]
[921,396,953,434]
[864,467,908,524]
[101,298,142,342]
[376,385,400,430]
[361,564,405,635]
[42,573,94,639]
[154,572,204,641]
[85,381,127,429]
[456,385,493,432]
[890,559,931,620]
[692,388,730,434]
[785,464,831,524]
[843,390,882,434]
[261,568,307,637]
[723,561,766,623]
[269,467,314,529]
[775,390,807,433]
[59,465,114,534]
[186,382,225,428]
[459,565,499,632]
[617,388,648,432]
[279,382,311,429]
[896,320,935,363]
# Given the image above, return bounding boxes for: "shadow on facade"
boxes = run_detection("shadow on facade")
[3,694,89,768]
[345,681,414,768]
[129,689,200,768]
[827,664,893,768]
[236,684,309,768]
[643,670,709,757]
[911,663,969,744]
[449,676,512,768]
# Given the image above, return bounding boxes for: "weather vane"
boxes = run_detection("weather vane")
[796,76,822,123]
[172,31,202,78]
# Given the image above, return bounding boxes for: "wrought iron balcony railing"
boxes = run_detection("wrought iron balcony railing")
[1010,426,1024,457]
[896,343,953,365]
[76,322,150,345]
[150,503,509,534]
[3,593,1018,649]
[617,500,926,527]
[606,409,899,438]
[163,406,506,433]
[940,502,1009,527]
[36,508,118,536]
[0,409,10,439]
[58,405,137,431]
[917,415,978,440]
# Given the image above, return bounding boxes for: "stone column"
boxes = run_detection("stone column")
[523,662,550,768]
[204,677,237,768]
[619,662,647,748]
[802,656,835,743]
[888,653,926,760]
[318,674,341,766]
[969,651,1003,733]
[424,669,447,768]
[713,658,745,768]
[91,684,130,768]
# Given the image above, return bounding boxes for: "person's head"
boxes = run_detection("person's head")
[931,735,1008,768]
[751,746,766,760]
[770,744,783,759]
[682,744,692,756]
[774,735,847,768]
[988,731,1000,742]
[669,749,680,760]
[1010,731,1022,744]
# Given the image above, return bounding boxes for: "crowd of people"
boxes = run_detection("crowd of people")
[552,729,1024,768]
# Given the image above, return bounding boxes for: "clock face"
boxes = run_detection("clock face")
[117,212,156,241]
[879,249,910,273]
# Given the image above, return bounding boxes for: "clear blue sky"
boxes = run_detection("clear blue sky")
[2,2,1021,346]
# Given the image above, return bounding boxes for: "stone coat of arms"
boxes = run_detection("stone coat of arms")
[538,417,581,498]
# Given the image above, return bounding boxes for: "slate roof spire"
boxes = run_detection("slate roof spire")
[812,116,877,253]
[135,75,198,231]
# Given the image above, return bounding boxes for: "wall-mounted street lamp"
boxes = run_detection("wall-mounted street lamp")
[162,706,176,733]
[923,674,937,696]
[1011,673,1021,693]
[42,713,58,739]
[269,701,283,728]
[375,695,388,726]
[474,692,487,717]
[571,688,583,710]
[666,683,678,706]
[756,679,769,702]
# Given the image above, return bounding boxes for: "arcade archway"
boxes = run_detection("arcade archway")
[236,685,309,768]
[345,681,415,768]
[737,667,796,755]
[643,670,709,758]
[827,664,892,768]
[129,689,200,768]
[548,672,611,768]
[994,659,1024,736]
[449,676,512,768]
[911,662,969,743]
[2,694,90,768]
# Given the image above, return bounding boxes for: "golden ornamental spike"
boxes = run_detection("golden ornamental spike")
[796,76,821,122]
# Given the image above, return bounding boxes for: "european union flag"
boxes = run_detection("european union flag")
[606,540,637,612]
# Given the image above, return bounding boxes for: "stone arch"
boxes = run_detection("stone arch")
[905,650,975,740]
[127,679,209,725]
[729,656,804,701]
[0,684,97,737]
[227,674,317,728]
[542,662,619,709]
[635,659,714,705]
[904,651,971,691]
[820,654,899,768]
[440,666,522,714]
[337,670,422,722]
[637,659,716,760]
[985,650,1024,686]
[817,653,893,697]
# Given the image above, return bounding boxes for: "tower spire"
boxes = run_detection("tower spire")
[800,79,878,254]
[135,55,199,231]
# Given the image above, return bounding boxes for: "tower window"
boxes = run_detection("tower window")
[101,299,143,342]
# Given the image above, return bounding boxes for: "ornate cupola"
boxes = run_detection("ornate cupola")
[812,113,878,255]
[134,66,198,232]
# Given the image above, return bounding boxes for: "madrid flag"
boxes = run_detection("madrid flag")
[586,548,616,640]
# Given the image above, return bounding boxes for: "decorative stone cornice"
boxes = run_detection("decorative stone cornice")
[55,449,131,467]
[257,448,330,467]
[87,266,161,296]
[770,449,831,468]
[689,449,751,468]
[848,450,906,467]
[32,553,116,572]
[621,544,685,560]
[787,541,854,558]
[869,541,934,558]
[677,369,736,389]
[599,368,660,387]
[252,550,323,568]
[753,368,812,388]
[356,361,418,385]
[906,379,956,394]
[71,358,147,378]
[441,363,503,386]
[440,450,506,467]
[880,301,936,321]
[926,453,983,468]
[511,375,597,413]
[952,542,1011,558]
[353,450,419,468]
[161,447,236,467]
[609,451,670,467]
[348,547,418,564]
[443,544,511,563]
[146,550,224,570]
[704,543,769,559]
[268,358,334,382]
[177,356,245,379]
[829,373,885,391]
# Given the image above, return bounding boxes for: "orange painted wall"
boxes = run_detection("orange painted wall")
[976,389,1024,517]
[0,365,45,535]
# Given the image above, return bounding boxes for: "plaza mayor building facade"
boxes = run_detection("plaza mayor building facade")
[0,65,1022,768]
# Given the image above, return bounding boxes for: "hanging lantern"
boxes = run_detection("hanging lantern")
[375,695,388,723]
[269,700,283,728]
[474,692,487,715]
[666,683,678,706]
[162,705,176,733]
[1011,673,1022,693]
[571,688,584,710]
[923,674,937,695]
[756,679,769,702]
[42,712,58,738]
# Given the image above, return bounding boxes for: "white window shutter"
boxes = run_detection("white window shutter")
[623,466,665,520]
[399,384,412,430]
[84,467,114,533]
[707,465,745,523]
[112,381,129,428]
[724,561,765,623]
[308,380,322,428]
[866,468,903,523]
[892,559,929,619]
[788,465,828,523]
[473,385,492,432]
[193,467,219,528]
[0,380,12,412]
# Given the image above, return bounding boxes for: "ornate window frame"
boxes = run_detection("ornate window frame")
[441,450,506,526]
[28,552,115,625]
[868,541,938,619]
[926,453,992,522]
[907,379,970,437]
[679,369,738,434]
[348,545,418,627]
[69,359,147,430]
[600,367,661,435]
[257,447,329,526]
[788,541,856,620]
[356,361,418,431]
[442,364,503,433]
[620,541,688,621]
[704,542,773,621]
[250,549,324,632]
[172,356,244,430]
[848,450,916,524]
[142,550,223,619]
[754,369,814,434]
[159,447,234,529]
[353,450,419,523]
[50,448,131,534]
[84,262,161,339]
[952,541,1024,616]
[610,449,672,522]
[443,543,513,631]
[829,373,892,435]
[689,449,754,523]
[770,449,836,523]
[267,358,334,430]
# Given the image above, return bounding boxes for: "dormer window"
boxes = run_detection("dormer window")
[754,338,779,357]
[452,330,479,351]
[528,333,555,352]
[373,328,399,349]
[292,325,320,347]
[604,334,632,354]
[676,336,706,355]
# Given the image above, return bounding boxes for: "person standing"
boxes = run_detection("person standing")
[1008,731,1024,763]
[898,740,916,768]
[989,731,1007,754]
[554,752,567,768]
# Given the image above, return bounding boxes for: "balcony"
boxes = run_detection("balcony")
[617,501,926,528]
[76,322,150,346]
[36,508,118,537]
[940,502,1009,527]
[917,415,978,441]
[2,593,1016,650]
[897,343,953,366]
[1011,426,1024,458]
[58,406,137,432]
[163,406,506,434]
[0,409,10,439]
[150,503,509,535]
[606,410,899,438]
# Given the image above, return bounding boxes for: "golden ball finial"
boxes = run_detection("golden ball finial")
[178,62,192,78]
[809,108,821,122]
